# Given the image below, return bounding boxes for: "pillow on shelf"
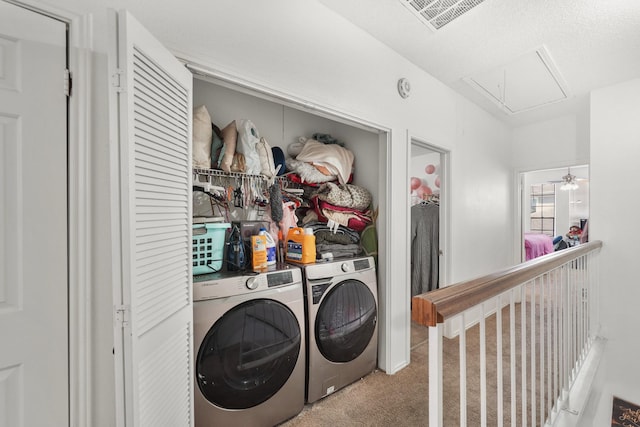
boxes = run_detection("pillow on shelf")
[219,121,237,173]
[192,105,212,169]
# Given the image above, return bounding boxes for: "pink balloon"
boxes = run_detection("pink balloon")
[425,164,436,174]
[410,177,421,190]
[435,176,441,188]
[417,184,432,198]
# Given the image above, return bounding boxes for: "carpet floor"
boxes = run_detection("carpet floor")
[280,302,544,426]
[279,321,431,426]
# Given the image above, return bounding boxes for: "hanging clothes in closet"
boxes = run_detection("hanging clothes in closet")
[411,200,439,296]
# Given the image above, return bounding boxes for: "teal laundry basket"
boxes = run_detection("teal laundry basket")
[192,222,229,275]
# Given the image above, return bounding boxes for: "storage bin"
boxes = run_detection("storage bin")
[192,222,230,275]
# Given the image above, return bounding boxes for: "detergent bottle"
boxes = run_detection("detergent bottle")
[285,227,316,264]
[259,228,277,266]
[251,233,268,270]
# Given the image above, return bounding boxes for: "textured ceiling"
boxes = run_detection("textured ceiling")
[319,0,640,127]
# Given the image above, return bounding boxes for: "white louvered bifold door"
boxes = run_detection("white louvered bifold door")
[108,10,193,427]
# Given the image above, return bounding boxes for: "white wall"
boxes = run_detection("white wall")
[449,100,513,281]
[35,0,514,422]
[512,111,590,171]
[580,78,640,426]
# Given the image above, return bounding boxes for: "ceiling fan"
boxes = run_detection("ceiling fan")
[546,167,586,190]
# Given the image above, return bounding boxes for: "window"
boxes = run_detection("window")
[530,184,555,236]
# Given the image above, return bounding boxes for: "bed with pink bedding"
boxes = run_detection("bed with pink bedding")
[524,233,554,261]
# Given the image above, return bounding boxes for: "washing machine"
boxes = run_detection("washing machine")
[302,256,378,403]
[193,264,305,427]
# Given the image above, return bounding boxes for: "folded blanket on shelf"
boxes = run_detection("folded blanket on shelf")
[315,182,372,211]
[295,139,354,185]
[316,243,362,259]
[286,158,337,184]
[304,221,360,245]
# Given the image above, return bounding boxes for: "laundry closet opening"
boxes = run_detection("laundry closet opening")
[187,64,391,358]
[189,70,387,256]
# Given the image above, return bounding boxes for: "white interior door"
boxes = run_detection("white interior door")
[108,10,194,427]
[0,2,68,426]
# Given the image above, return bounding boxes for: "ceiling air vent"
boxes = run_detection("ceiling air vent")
[400,0,486,30]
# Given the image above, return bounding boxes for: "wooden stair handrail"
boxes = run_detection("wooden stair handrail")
[411,240,603,327]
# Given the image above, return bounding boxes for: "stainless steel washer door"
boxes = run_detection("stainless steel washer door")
[196,298,302,409]
[315,279,377,363]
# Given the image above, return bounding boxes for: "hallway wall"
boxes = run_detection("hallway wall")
[511,110,590,172]
[583,77,640,425]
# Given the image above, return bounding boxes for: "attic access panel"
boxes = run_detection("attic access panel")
[464,47,569,115]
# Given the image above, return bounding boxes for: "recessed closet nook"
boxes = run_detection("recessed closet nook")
[188,69,388,297]
[188,67,386,255]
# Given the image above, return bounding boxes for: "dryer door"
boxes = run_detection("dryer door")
[315,279,377,363]
[196,299,301,409]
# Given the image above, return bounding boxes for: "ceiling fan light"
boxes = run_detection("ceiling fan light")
[559,169,579,191]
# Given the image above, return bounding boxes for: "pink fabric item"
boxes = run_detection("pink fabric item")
[311,196,372,232]
[524,233,554,260]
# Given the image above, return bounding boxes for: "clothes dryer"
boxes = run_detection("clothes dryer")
[302,256,378,403]
[193,265,305,427]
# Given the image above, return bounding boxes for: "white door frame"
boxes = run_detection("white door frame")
[407,135,451,288]
[407,135,452,345]
[516,163,590,263]
[3,1,93,425]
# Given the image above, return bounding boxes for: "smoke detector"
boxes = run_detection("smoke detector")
[397,78,411,98]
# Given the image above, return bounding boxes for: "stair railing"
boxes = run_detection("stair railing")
[412,241,603,426]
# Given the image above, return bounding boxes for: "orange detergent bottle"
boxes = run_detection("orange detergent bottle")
[285,227,316,264]
[251,234,268,270]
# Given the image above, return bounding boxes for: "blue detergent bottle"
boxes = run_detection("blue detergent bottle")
[260,228,277,266]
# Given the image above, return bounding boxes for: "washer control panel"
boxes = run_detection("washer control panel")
[193,265,302,301]
[245,277,258,290]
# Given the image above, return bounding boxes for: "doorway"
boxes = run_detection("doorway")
[409,140,449,296]
[520,165,590,261]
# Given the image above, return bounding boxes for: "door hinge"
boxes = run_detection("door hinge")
[111,69,124,92]
[115,305,131,328]
[64,69,72,97]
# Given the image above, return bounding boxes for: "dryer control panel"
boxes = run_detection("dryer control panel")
[304,256,373,281]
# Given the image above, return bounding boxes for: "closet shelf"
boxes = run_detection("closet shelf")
[193,167,288,182]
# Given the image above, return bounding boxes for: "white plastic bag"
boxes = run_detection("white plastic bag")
[256,137,276,183]
[235,119,262,175]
